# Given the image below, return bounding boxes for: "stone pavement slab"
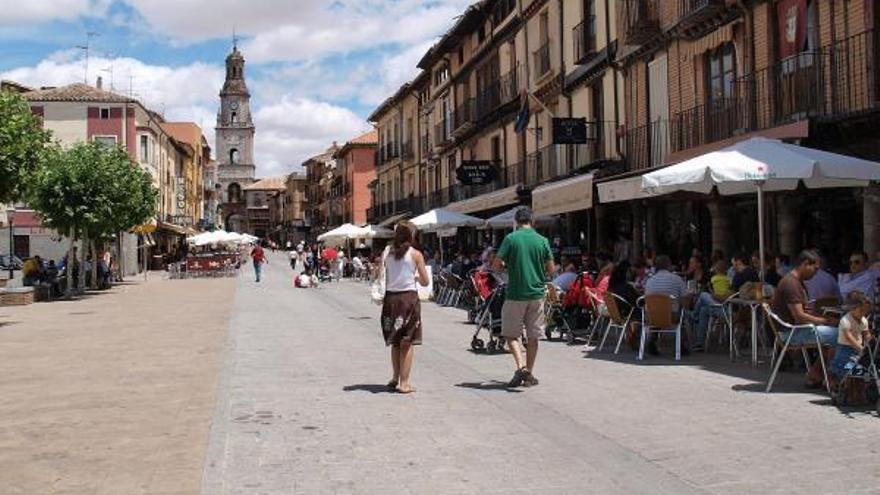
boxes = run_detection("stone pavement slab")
[204,253,880,494]
[0,275,235,495]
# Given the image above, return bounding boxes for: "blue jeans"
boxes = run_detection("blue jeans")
[830,344,860,378]
[779,325,837,346]
[692,292,727,345]
[254,261,262,282]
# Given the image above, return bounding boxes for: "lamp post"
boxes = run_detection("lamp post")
[7,207,15,281]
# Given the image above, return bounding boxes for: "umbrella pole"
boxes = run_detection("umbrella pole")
[756,181,766,279]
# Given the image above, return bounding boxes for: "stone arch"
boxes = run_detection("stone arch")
[227,182,242,203]
[229,148,239,164]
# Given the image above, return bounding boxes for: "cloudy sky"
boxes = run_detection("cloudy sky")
[0,0,472,177]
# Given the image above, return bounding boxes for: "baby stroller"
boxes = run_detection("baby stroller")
[470,279,507,354]
[832,330,880,414]
[559,272,600,344]
[468,270,497,323]
[544,283,574,342]
[317,262,333,283]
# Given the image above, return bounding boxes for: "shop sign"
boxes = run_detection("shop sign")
[456,160,497,185]
[552,117,588,144]
[176,177,186,212]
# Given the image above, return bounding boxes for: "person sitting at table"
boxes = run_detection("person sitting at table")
[804,251,840,303]
[753,250,781,287]
[644,255,687,356]
[685,255,709,292]
[21,256,40,286]
[552,261,579,292]
[731,253,760,292]
[591,261,614,302]
[690,260,734,351]
[839,251,878,299]
[829,291,872,382]
[609,260,640,309]
[770,249,839,387]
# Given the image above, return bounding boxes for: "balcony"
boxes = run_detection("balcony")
[492,0,516,26]
[401,141,414,161]
[452,98,476,135]
[619,0,660,46]
[532,41,552,81]
[676,0,727,37]
[434,120,452,147]
[624,120,670,171]
[474,67,520,121]
[573,16,597,65]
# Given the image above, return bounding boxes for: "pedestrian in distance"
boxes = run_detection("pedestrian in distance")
[251,242,267,282]
[492,206,556,388]
[379,221,429,394]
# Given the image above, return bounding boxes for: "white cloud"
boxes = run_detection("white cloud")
[254,96,372,177]
[0,0,110,24]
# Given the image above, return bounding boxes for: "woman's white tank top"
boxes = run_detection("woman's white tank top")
[385,247,417,292]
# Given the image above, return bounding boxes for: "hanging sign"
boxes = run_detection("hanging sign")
[436,227,458,238]
[456,160,497,185]
[552,117,588,144]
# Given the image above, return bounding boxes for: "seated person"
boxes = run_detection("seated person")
[608,261,640,309]
[804,252,840,303]
[770,250,839,386]
[295,270,316,288]
[21,256,40,286]
[644,255,687,355]
[839,251,878,299]
[691,260,733,351]
[479,250,496,272]
[591,261,614,301]
[351,255,365,277]
[830,291,872,380]
[552,262,579,292]
[731,253,760,292]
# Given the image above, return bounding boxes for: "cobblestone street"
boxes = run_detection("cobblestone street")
[203,254,880,494]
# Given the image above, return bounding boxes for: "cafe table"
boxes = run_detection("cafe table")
[726,297,770,367]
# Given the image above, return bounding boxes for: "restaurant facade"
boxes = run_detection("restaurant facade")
[363,0,879,268]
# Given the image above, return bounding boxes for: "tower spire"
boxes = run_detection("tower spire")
[232,25,238,50]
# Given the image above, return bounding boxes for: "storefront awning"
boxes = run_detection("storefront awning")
[597,176,660,203]
[445,185,519,214]
[157,221,189,236]
[532,174,594,216]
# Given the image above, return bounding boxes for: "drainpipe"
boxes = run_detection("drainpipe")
[519,0,530,185]
[605,0,620,156]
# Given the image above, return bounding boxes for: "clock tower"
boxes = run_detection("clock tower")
[215,43,256,233]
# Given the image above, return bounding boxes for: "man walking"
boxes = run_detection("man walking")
[493,207,555,388]
[251,242,267,283]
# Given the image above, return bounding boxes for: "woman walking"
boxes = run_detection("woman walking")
[380,221,429,394]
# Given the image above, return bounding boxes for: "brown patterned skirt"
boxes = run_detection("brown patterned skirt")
[381,290,422,346]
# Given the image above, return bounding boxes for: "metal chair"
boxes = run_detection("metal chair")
[544,283,573,341]
[762,303,832,393]
[584,288,608,346]
[599,292,635,354]
[638,294,684,361]
[704,291,739,357]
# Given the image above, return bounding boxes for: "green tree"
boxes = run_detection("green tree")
[0,90,51,203]
[30,141,157,293]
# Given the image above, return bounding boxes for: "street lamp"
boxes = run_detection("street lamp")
[7,207,15,280]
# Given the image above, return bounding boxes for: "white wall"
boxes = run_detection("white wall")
[41,102,88,147]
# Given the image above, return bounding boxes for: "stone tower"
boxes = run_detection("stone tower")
[215,44,256,233]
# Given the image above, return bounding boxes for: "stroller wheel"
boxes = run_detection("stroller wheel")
[486,340,497,354]
[470,337,485,352]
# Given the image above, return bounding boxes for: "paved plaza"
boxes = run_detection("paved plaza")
[3,253,880,494]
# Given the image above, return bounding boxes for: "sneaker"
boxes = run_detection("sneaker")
[508,368,527,388]
[522,370,539,387]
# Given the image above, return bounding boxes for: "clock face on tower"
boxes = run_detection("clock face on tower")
[230,101,239,110]
[226,134,241,145]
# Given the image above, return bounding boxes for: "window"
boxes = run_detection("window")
[231,111,238,123]
[707,43,736,104]
[229,148,239,164]
[539,11,549,43]
[434,63,450,86]
[458,47,464,65]
[477,25,486,43]
[100,108,110,119]
[93,135,117,147]
[140,135,149,162]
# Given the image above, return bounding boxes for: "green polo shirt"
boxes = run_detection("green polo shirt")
[497,227,553,301]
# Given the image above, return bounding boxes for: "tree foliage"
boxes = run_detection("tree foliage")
[29,141,158,240]
[0,90,51,203]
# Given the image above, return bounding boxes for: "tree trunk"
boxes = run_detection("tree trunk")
[65,232,74,298]
[78,229,87,291]
[90,238,98,290]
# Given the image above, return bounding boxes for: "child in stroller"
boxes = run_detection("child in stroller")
[317,261,333,283]
[830,291,880,411]
[470,271,507,354]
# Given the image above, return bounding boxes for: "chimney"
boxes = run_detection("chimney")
[96,76,103,89]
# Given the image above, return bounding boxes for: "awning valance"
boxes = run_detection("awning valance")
[445,185,519,214]
[597,176,659,203]
[532,174,594,216]
[157,222,188,236]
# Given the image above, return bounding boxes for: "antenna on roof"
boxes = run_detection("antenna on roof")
[232,25,239,50]
[75,31,100,84]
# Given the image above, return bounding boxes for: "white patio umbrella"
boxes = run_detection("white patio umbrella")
[410,208,484,232]
[410,208,484,264]
[482,206,554,230]
[641,137,880,275]
[317,223,361,243]
[353,225,395,239]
